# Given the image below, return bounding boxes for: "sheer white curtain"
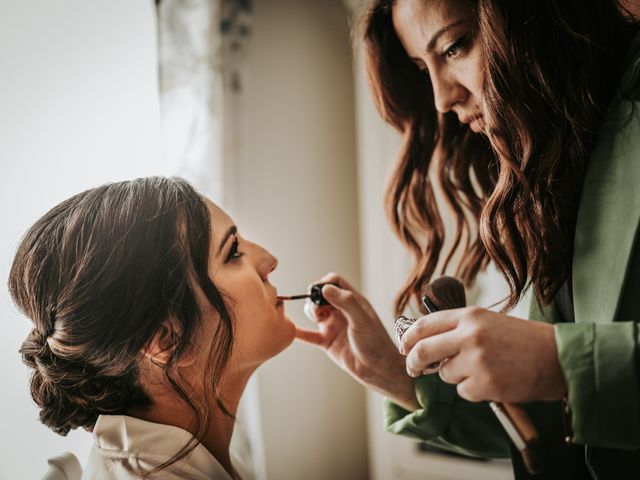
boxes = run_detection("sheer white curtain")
[157,0,225,202]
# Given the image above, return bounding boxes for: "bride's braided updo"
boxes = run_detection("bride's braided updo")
[19,325,145,435]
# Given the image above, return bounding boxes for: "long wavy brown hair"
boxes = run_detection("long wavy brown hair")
[357,0,638,314]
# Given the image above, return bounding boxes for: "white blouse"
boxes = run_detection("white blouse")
[81,415,236,479]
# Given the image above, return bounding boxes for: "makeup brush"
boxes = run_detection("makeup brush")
[395,276,542,475]
[422,276,466,312]
[277,282,338,306]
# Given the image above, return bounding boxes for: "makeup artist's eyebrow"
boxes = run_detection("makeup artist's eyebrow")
[426,20,465,52]
[216,225,238,257]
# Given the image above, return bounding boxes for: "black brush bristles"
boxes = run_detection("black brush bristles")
[423,276,466,311]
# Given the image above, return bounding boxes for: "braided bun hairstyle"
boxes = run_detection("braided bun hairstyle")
[9,177,235,441]
[19,328,146,435]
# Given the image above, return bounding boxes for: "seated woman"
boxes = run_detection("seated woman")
[8,176,296,479]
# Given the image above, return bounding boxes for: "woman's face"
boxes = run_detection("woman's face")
[201,199,295,376]
[392,0,485,133]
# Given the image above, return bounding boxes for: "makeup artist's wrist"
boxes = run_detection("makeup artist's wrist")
[371,353,420,411]
[386,376,420,412]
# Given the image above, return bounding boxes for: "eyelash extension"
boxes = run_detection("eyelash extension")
[225,238,243,263]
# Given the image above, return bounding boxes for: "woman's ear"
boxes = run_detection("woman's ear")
[142,319,197,368]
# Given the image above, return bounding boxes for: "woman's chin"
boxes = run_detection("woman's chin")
[275,316,297,351]
[275,303,296,341]
[258,315,297,362]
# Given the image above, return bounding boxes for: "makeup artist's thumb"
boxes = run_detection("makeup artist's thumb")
[321,284,361,318]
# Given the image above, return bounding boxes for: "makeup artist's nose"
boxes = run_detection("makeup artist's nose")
[431,69,467,113]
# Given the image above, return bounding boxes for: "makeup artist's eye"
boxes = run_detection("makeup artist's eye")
[443,36,468,59]
[225,237,244,263]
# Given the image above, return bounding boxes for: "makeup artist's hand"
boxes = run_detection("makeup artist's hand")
[400,307,567,403]
[295,273,419,411]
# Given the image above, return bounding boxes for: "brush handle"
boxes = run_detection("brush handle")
[521,447,543,475]
[501,402,539,444]
[490,400,541,475]
[278,294,311,301]
[422,279,542,475]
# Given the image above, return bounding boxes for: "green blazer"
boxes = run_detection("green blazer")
[384,35,640,461]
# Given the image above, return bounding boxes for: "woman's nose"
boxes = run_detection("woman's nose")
[430,70,466,113]
[256,244,278,280]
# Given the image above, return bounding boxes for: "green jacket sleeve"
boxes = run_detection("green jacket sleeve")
[553,32,640,450]
[384,373,511,458]
[555,321,640,448]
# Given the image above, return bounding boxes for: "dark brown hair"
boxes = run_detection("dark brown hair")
[358,0,638,314]
[8,177,234,473]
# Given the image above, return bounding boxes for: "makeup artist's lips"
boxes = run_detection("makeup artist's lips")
[461,114,484,133]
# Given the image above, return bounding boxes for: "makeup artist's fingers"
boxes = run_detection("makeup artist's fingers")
[320,284,371,327]
[294,326,324,346]
[400,311,459,354]
[421,359,443,376]
[306,272,356,302]
[304,273,360,320]
[436,355,467,385]
[315,272,377,314]
[303,301,332,324]
[405,330,460,377]
[303,301,316,322]
[317,272,357,292]
[455,377,484,403]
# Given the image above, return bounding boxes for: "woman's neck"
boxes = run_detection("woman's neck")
[199,371,252,477]
[132,368,255,479]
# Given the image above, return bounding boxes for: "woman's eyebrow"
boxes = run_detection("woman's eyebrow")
[426,20,465,52]
[216,225,238,256]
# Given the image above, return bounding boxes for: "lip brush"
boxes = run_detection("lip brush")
[277,282,338,306]
[277,294,311,301]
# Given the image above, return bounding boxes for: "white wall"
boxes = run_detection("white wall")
[227,0,369,478]
[0,1,163,478]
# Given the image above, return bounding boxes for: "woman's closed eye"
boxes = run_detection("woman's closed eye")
[225,237,244,263]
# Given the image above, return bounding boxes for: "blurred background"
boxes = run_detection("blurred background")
[12,0,640,479]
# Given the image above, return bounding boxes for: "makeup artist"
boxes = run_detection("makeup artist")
[296,0,640,478]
